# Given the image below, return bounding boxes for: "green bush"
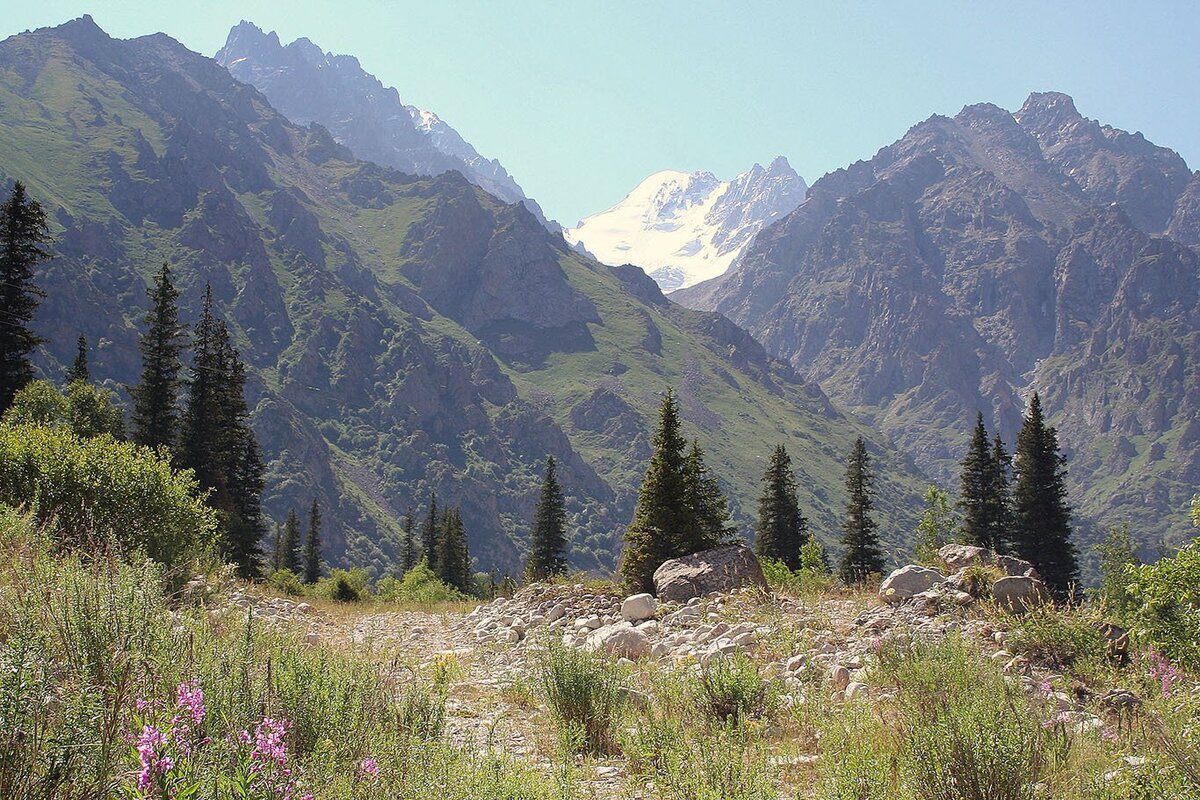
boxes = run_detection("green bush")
[697,651,769,725]
[311,568,371,602]
[2,379,124,439]
[893,637,1046,800]
[376,563,468,605]
[536,641,628,754]
[1126,542,1200,670]
[267,568,305,596]
[817,702,905,800]
[0,423,216,567]
[625,717,776,800]
[761,556,835,597]
[1008,605,1108,671]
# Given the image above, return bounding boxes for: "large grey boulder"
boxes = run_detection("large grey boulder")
[620,593,657,623]
[879,565,946,604]
[993,575,1049,613]
[585,622,651,660]
[938,543,1040,579]
[652,544,768,602]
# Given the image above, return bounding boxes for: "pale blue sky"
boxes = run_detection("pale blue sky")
[6,2,1199,224]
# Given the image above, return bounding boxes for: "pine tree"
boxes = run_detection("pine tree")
[527,456,569,581]
[958,413,993,549]
[683,440,734,551]
[401,508,418,574]
[67,334,89,384]
[1012,392,1079,598]
[914,485,954,563]
[986,434,1014,553]
[131,263,186,452]
[178,286,266,577]
[0,182,51,415]
[422,492,440,572]
[755,444,809,569]
[303,498,322,584]
[838,437,884,583]
[279,509,302,574]
[270,521,284,572]
[437,507,471,593]
[620,389,692,592]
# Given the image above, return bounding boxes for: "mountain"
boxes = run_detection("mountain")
[565,158,807,291]
[0,16,926,576]
[677,93,1200,561]
[215,21,556,230]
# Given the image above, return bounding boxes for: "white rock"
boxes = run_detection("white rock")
[845,682,869,701]
[586,623,651,660]
[879,565,946,604]
[621,593,657,622]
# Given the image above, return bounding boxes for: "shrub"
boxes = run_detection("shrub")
[376,563,468,605]
[0,423,216,567]
[893,637,1046,800]
[817,702,905,800]
[1093,524,1140,618]
[1125,542,1200,670]
[1008,605,1108,671]
[626,718,776,800]
[536,642,627,754]
[2,379,124,439]
[761,557,836,597]
[697,651,769,725]
[267,568,305,596]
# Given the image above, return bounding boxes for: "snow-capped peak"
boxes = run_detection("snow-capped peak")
[565,158,806,291]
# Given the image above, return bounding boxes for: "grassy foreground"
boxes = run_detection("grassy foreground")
[2,504,1199,799]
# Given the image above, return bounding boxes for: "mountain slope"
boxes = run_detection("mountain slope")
[0,16,926,576]
[678,94,1200,560]
[565,158,806,291]
[215,21,555,230]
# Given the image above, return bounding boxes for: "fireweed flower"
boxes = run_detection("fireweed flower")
[358,757,380,781]
[135,725,173,794]
[1147,649,1179,698]
[240,717,307,800]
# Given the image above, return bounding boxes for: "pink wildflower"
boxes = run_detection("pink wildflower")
[135,725,173,794]
[358,757,380,781]
[1101,726,1119,742]
[175,681,206,726]
[1147,649,1179,698]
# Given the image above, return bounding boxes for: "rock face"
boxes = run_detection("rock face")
[678,91,1200,555]
[653,545,769,602]
[565,158,807,291]
[215,21,555,228]
[879,565,946,604]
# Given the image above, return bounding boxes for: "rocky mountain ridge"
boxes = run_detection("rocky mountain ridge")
[566,157,807,291]
[677,92,1200,557]
[0,16,926,576]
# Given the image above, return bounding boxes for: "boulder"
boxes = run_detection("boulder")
[993,575,1049,613]
[879,565,946,604]
[938,544,993,572]
[652,544,768,602]
[621,593,657,623]
[995,554,1039,578]
[586,623,651,660]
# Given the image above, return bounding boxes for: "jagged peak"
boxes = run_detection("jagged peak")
[1015,91,1082,127]
[47,14,111,43]
[221,20,280,52]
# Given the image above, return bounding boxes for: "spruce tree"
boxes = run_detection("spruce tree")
[279,509,302,574]
[620,389,692,592]
[422,492,440,572]
[401,508,418,574]
[683,440,734,551]
[67,334,89,384]
[131,263,186,451]
[838,437,884,583]
[270,521,284,572]
[756,444,809,569]
[1012,392,1079,598]
[958,413,993,549]
[986,434,1014,553]
[527,456,569,581]
[0,182,51,415]
[437,507,471,592]
[303,498,322,584]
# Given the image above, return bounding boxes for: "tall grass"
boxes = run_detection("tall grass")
[536,641,628,754]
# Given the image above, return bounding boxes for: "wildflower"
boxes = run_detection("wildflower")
[1101,726,1119,742]
[175,681,206,726]
[1038,679,1053,697]
[135,724,174,794]
[1146,649,1179,698]
[358,756,380,781]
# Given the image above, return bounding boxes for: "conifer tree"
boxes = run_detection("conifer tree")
[179,286,266,577]
[401,508,418,574]
[958,413,993,548]
[756,444,809,569]
[1012,392,1079,597]
[270,521,284,572]
[838,437,884,583]
[437,507,471,592]
[422,492,440,572]
[303,498,322,584]
[131,263,186,451]
[986,434,1014,553]
[621,389,692,592]
[67,334,89,384]
[683,440,735,551]
[279,509,302,574]
[527,456,569,581]
[914,485,954,563]
[0,182,51,415]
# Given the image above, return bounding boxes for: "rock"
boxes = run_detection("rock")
[938,544,993,572]
[586,623,651,660]
[304,631,319,646]
[879,565,946,604]
[296,602,312,613]
[546,603,566,622]
[652,544,768,602]
[995,554,1039,578]
[845,682,869,701]
[830,665,850,691]
[993,575,1049,613]
[621,593,657,623]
